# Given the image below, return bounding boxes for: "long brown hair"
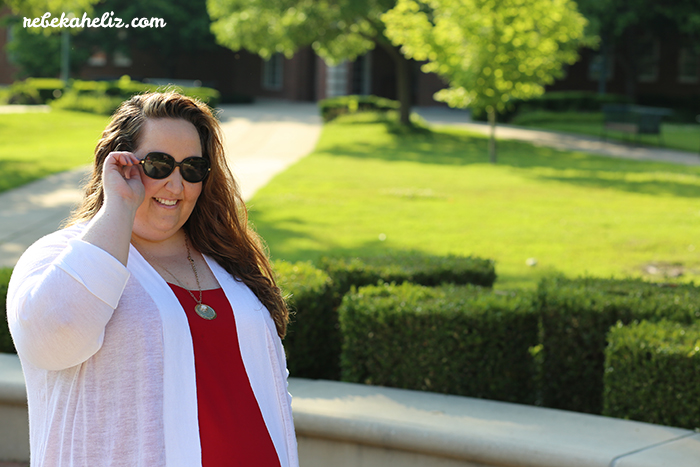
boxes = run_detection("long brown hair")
[67,92,289,337]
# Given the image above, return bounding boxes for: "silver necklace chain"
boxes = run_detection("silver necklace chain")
[135,235,217,320]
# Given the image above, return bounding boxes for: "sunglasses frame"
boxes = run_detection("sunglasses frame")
[139,152,211,183]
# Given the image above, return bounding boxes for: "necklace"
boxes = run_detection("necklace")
[137,236,217,320]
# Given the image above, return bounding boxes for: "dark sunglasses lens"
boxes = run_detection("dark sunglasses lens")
[143,153,174,179]
[180,158,210,183]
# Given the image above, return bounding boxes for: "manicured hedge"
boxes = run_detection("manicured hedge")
[273,260,339,379]
[1,77,66,105]
[319,95,400,122]
[0,268,15,354]
[319,253,497,297]
[473,91,632,123]
[50,76,221,115]
[537,276,700,414]
[604,320,700,429]
[339,282,538,404]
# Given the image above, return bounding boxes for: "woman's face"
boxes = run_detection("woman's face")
[131,118,204,244]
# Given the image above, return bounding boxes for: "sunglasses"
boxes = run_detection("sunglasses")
[139,152,211,183]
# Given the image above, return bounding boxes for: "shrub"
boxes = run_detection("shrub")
[319,95,400,122]
[339,282,539,404]
[24,78,66,103]
[50,90,125,115]
[274,260,339,379]
[0,268,15,354]
[51,76,221,115]
[537,276,700,414]
[472,91,632,123]
[319,253,497,297]
[4,80,42,105]
[604,320,700,429]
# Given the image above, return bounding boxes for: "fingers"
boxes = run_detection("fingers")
[107,151,141,169]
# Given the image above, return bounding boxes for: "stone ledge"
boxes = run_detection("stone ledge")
[2,355,698,466]
[289,378,700,467]
[0,354,26,406]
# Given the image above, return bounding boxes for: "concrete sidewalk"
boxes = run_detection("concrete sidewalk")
[414,106,700,165]
[0,100,322,268]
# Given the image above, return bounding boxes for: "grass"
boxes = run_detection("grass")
[249,112,700,290]
[0,110,110,193]
[510,110,700,153]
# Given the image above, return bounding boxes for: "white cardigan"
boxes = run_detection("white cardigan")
[6,224,298,467]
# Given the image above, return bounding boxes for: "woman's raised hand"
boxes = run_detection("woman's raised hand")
[102,151,145,211]
[79,151,146,265]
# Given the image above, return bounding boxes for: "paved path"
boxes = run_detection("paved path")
[0,100,322,268]
[414,106,700,165]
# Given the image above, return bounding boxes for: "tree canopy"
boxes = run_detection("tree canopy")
[383,0,588,162]
[207,0,415,124]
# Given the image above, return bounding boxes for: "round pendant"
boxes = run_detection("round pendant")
[195,304,217,320]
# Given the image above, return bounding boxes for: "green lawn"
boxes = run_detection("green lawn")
[249,113,700,290]
[0,110,110,193]
[510,111,700,153]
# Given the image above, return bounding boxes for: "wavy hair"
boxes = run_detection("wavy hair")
[67,92,289,337]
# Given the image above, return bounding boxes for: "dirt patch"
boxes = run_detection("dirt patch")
[641,262,684,278]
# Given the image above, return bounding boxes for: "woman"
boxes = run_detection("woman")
[6,92,298,466]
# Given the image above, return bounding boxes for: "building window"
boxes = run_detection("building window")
[325,61,349,98]
[637,37,660,82]
[87,50,107,67]
[113,51,132,67]
[262,53,284,90]
[351,53,372,95]
[678,47,699,83]
[588,53,614,82]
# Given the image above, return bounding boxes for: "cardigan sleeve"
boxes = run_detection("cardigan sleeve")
[7,227,131,371]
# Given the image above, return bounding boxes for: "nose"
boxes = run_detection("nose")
[164,168,185,194]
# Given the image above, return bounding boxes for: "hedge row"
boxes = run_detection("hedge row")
[0,268,13,354]
[536,276,700,415]
[339,282,538,404]
[319,253,496,295]
[272,260,339,380]
[604,320,700,429]
[472,91,632,123]
[277,253,496,380]
[3,257,699,428]
[319,95,400,122]
[1,76,221,114]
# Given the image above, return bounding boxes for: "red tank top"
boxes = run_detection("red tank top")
[168,284,281,467]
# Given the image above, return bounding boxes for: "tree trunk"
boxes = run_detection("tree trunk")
[376,38,412,125]
[395,55,411,125]
[488,108,497,164]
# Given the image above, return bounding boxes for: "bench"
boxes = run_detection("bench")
[602,104,673,145]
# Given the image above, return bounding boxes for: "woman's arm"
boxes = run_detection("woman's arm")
[7,152,144,370]
[7,231,131,370]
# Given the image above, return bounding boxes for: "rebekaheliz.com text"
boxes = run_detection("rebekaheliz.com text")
[23,12,167,29]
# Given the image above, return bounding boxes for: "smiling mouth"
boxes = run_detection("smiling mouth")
[154,197,178,206]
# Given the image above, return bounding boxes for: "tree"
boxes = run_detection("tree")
[76,0,219,77]
[5,19,90,78]
[2,0,96,18]
[206,0,415,125]
[382,0,588,163]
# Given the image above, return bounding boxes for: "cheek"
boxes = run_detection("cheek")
[187,184,203,205]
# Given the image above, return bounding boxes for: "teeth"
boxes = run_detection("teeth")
[155,198,177,206]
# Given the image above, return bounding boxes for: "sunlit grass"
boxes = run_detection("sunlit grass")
[250,113,700,290]
[0,110,109,193]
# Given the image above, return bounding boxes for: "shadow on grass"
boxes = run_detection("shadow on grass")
[252,208,470,266]
[319,116,700,199]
